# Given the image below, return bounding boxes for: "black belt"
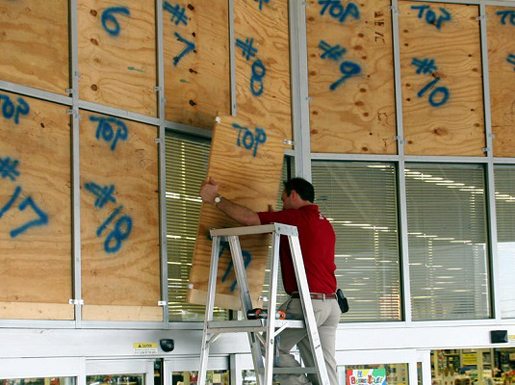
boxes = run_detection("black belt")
[291,292,336,300]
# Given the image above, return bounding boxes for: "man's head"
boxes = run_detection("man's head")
[281,178,315,209]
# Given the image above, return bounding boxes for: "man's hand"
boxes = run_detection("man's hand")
[200,177,219,204]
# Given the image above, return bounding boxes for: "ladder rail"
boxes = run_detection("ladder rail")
[198,236,222,385]
[228,235,266,385]
[263,232,281,385]
[288,234,331,385]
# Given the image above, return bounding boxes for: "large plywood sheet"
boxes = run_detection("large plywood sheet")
[78,0,157,116]
[0,0,69,95]
[187,114,285,310]
[234,0,292,141]
[163,0,230,129]
[487,6,515,157]
[399,2,485,156]
[0,92,72,320]
[307,0,397,154]
[80,111,161,321]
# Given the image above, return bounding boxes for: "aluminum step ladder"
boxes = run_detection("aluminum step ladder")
[198,223,330,385]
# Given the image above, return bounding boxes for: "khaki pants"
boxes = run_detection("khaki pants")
[274,297,341,385]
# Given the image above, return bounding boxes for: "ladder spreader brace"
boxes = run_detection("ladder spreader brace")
[198,223,330,385]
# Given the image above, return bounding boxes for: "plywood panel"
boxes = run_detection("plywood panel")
[187,114,285,310]
[233,0,292,141]
[80,111,161,321]
[399,2,485,156]
[0,92,72,320]
[487,6,515,157]
[163,0,230,129]
[82,305,162,322]
[307,0,397,154]
[0,0,69,94]
[0,302,73,320]
[78,0,157,116]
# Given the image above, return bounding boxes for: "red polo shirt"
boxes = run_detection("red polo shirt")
[257,205,337,295]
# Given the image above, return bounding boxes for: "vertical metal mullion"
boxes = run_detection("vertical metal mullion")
[391,0,412,324]
[289,0,312,181]
[156,0,169,326]
[229,0,237,116]
[70,0,83,328]
[479,3,501,321]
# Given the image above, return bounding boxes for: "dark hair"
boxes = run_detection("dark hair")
[283,177,315,203]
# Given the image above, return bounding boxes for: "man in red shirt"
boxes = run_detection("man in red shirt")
[200,177,340,385]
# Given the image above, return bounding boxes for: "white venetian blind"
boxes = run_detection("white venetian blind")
[312,162,402,322]
[494,166,515,319]
[165,132,229,321]
[406,164,490,321]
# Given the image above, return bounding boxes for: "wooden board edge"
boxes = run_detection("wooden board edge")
[0,302,74,320]
[82,305,163,322]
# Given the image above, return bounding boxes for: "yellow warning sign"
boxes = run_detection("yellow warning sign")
[133,342,158,354]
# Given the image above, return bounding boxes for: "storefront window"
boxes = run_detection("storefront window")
[406,164,490,321]
[86,374,144,385]
[432,348,515,385]
[171,371,228,385]
[339,363,408,384]
[2,379,75,385]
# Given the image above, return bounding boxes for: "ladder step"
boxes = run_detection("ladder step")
[207,319,306,334]
[270,367,318,375]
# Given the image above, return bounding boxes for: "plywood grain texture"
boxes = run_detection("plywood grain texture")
[487,5,515,157]
[187,114,285,310]
[82,304,163,322]
[80,111,161,321]
[0,0,69,94]
[307,0,397,154]
[399,1,485,156]
[78,0,157,116]
[233,0,292,142]
[163,0,230,129]
[0,92,72,320]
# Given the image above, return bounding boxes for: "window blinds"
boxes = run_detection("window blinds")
[405,164,490,321]
[312,162,401,322]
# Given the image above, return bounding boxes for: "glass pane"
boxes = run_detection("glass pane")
[406,164,490,321]
[86,375,144,385]
[339,363,408,385]
[312,162,401,322]
[431,348,515,385]
[171,371,229,385]
[165,132,229,322]
[494,166,515,319]
[2,379,75,385]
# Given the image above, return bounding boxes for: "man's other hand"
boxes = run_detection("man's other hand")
[200,177,219,204]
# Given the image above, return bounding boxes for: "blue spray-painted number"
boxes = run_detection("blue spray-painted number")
[101,7,130,36]
[497,10,515,26]
[10,196,49,238]
[507,53,515,70]
[0,94,29,124]
[330,61,361,90]
[411,58,450,107]
[96,205,133,253]
[163,1,188,26]
[417,77,449,107]
[89,115,128,151]
[85,182,116,208]
[216,240,252,292]
[250,59,266,96]
[411,5,451,30]
[319,40,346,61]
[254,0,269,11]
[173,32,195,66]
[0,156,20,181]
[411,58,438,74]
[319,0,359,23]
[236,37,258,61]
[232,124,267,157]
[0,186,49,238]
